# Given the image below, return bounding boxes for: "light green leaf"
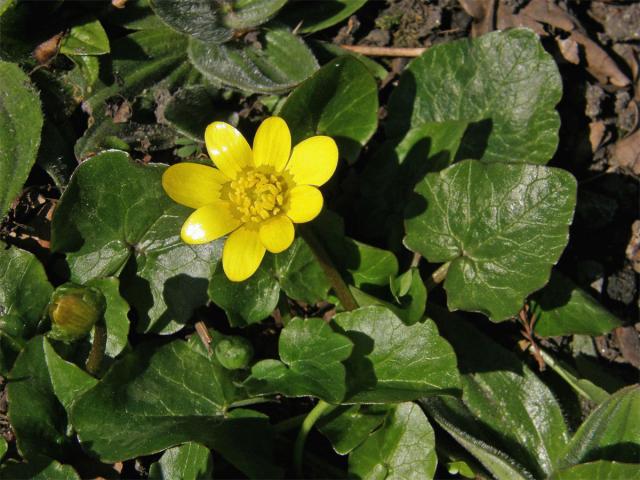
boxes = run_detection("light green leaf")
[43,338,97,411]
[150,0,286,43]
[149,442,213,480]
[86,277,129,361]
[335,306,461,403]
[279,55,378,163]
[551,461,640,480]
[7,337,71,461]
[349,402,437,480]
[51,150,220,334]
[0,437,6,460]
[70,339,280,477]
[59,19,109,56]
[387,29,562,164]
[531,270,621,337]
[0,244,53,373]
[557,385,640,468]
[425,308,570,478]
[279,0,368,33]
[0,458,81,479]
[318,404,389,455]
[405,160,577,321]
[248,317,353,403]
[0,60,43,219]
[188,28,318,94]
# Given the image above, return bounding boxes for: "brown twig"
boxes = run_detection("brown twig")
[338,45,427,57]
[195,320,212,353]
[518,304,545,371]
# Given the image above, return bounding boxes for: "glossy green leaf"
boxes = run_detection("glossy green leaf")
[387,29,561,164]
[86,277,129,361]
[551,461,640,480]
[425,308,570,479]
[279,0,368,33]
[317,405,389,455]
[405,160,577,321]
[150,0,286,43]
[43,339,97,411]
[149,443,213,480]
[280,55,378,163]
[335,306,461,403]
[59,19,109,56]
[0,458,81,479]
[557,385,640,468]
[70,339,280,477]
[51,150,220,334]
[0,244,53,373]
[208,261,280,328]
[7,337,71,461]
[248,317,353,403]
[0,60,43,219]
[531,270,621,337]
[188,28,318,94]
[349,402,437,480]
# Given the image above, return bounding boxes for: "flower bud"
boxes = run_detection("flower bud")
[214,336,254,370]
[48,283,106,342]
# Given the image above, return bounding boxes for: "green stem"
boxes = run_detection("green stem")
[299,225,359,312]
[294,400,336,477]
[425,261,450,291]
[273,413,307,434]
[85,323,106,376]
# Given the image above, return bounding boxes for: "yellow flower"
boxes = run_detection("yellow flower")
[162,117,338,282]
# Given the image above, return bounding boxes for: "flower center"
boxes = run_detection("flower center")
[225,168,288,224]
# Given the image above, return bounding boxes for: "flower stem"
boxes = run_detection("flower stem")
[293,400,336,477]
[299,225,359,312]
[85,323,106,376]
[426,261,450,291]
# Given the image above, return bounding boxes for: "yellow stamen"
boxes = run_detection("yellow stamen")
[224,167,289,224]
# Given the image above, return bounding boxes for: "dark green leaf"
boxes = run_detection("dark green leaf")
[280,55,378,163]
[279,0,368,33]
[0,458,81,480]
[248,317,353,403]
[104,0,166,31]
[188,28,318,94]
[59,19,109,56]
[0,60,43,219]
[149,443,213,480]
[274,237,330,304]
[349,402,437,480]
[51,150,220,334]
[335,306,461,403]
[150,0,286,43]
[7,337,71,460]
[425,308,570,479]
[0,244,53,373]
[70,339,280,477]
[531,270,621,337]
[550,461,640,480]
[318,404,389,455]
[556,385,640,468]
[405,160,577,321]
[208,260,279,328]
[387,29,562,164]
[86,277,130,361]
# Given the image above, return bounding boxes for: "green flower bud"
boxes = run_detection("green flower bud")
[214,336,254,370]
[48,283,106,342]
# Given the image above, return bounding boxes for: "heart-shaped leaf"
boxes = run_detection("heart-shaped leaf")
[280,55,378,163]
[317,404,390,455]
[387,29,562,165]
[51,150,220,334]
[405,160,577,321]
[0,60,43,219]
[59,18,109,56]
[148,442,213,480]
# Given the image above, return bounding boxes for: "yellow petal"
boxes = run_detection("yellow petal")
[162,163,229,209]
[286,136,338,186]
[205,122,252,179]
[252,117,291,171]
[259,215,294,253]
[222,226,266,282]
[181,201,241,244]
[285,185,323,223]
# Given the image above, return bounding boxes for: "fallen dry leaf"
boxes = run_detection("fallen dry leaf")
[609,129,640,174]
